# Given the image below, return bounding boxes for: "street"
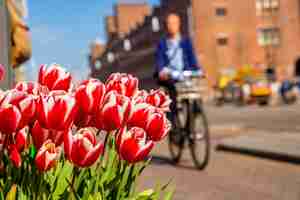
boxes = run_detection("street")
[142,104,300,200]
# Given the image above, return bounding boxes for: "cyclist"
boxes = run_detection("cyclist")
[155,13,203,122]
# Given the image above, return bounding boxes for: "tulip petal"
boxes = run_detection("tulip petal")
[15,127,28,151]
[135,141,154,162]
[31,121,50,149]
[9,145,22,168]
[81,142,104,167]
[63,130,73,159]
[0,105,21,134]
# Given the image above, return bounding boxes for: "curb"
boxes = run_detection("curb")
[216,144,300,165]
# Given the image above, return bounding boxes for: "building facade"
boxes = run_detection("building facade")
[191,0,300,81]
[95,0,300,89]
[105,3,151,41]
[94,0,192,89]
[0,0,14,89]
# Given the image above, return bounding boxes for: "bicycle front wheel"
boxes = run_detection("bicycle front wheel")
[189,101,210,170]
[168,100,188,164]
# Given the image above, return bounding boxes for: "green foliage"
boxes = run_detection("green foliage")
[0,136,174,200]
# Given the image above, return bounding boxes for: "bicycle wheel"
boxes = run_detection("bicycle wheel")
[168,100,188,163]
[189,101,210,170]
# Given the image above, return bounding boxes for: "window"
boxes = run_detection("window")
[152,17,160,32]
[107,52,115,63]
[95,61,102,70]
[217,37,228,46]
[123,39,131,51]
[256,0,279,16]
[216,7,227,17]
[257,27,280,46]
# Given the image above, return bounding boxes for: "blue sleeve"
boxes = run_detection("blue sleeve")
[186,39,202,71]
[155,39,167,74]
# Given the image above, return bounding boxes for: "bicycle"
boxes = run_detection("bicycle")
[168,71,210,170]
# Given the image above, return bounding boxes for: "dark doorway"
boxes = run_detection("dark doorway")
[295,58,300,77]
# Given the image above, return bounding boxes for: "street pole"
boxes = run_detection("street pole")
[0,0,14,89]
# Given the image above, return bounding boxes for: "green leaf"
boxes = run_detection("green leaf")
[136,189,154,197]
[163,188,175,200]
[5,185,16,200]
[29,146,37,160]
[52,162,73,199]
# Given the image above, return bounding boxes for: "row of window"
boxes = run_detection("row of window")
[216,28,280,47]
[215,0,280,17]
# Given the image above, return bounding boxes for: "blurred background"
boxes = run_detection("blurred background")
[1,0,300,199]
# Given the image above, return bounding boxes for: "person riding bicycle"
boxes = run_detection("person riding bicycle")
[155,13,203,122]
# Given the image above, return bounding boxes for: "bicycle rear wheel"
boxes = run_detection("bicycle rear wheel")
[168,100,188,163]
[189,101,210,170]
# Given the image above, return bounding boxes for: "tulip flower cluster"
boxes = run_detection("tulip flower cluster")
[0,64,172,199]
[0,64,170,170]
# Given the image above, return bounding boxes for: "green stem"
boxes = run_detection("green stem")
[70,167,79,198]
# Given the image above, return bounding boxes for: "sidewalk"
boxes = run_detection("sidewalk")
[217,132,300,164]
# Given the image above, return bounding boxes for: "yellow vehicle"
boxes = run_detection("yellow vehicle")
[215,69,237,106]
[250,77,272,105]
[234,64,271,106]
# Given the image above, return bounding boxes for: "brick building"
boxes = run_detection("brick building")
[105,2,151,41]
[94,0,192,89]
[191,0,300,81]
[105,16,118,41]
[95,0,300,88]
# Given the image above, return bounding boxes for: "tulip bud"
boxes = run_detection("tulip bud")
[35,140,61,171]
[106,73,139,98]
[146,89,171,112]
[15,127,28,152]
[31,121,64,149]
[38,64,72,92]
[127,103,153,128]
[0,90,36,131]
[132,90,149,104]
[0,105,21,134]
[36,91,77,131]
[116,127,154,163]
[145,109,171,142]
[75,79,106,114]
[15,82,49,96]
[9,145,22,168]
[64,128,104,167]
[96,91,131,131]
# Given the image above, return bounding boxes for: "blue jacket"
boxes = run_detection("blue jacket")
[155,36,201,75]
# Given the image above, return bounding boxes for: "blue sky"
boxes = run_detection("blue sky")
[26,0,160,82]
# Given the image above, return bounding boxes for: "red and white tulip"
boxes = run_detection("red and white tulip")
[36,91,77,131]
[31,121,65,149]
[75,79,106,114]
[8,145,22,168]
[132,90,149,104]
[96,91,131,131]
[127,103,153,128]
[146,89,171,112]
[35,140,61,172]
[15,81,49,96]
[15,127,28,152]
[0,90,36,131]
[64,128,104,167]
[145,109,171,142]
[106,73,139,98]
[38,64,72,92]
[116,127,154,163]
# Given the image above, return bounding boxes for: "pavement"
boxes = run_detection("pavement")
[140,104,300,200]
[217,132,300,164]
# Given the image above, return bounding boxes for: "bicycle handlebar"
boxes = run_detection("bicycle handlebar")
[171,70,204,81]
